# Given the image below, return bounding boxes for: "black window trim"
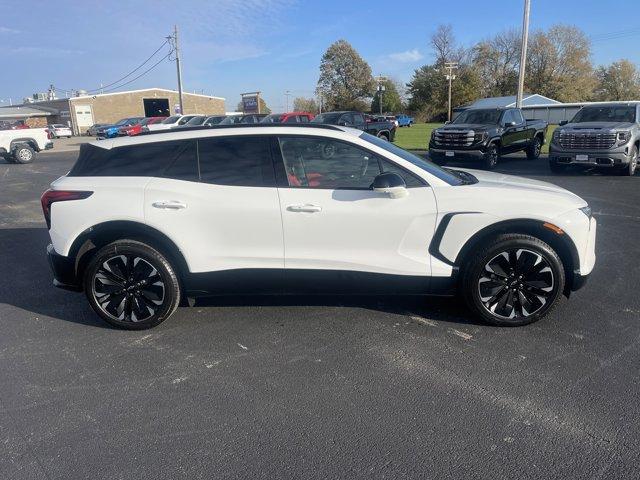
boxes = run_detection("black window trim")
[271,134,429,190]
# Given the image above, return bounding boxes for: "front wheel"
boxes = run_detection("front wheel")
[619,145,638,176]
[482,144,499,170]
[83,240,181,329]
[461,234,565,326]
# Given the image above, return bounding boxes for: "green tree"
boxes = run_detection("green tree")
[316,39,375,111]
[594,60,640,101]
[371,79,403,114]
[293,97,319,113]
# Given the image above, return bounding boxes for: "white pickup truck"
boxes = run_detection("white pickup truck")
[0,128,53,164]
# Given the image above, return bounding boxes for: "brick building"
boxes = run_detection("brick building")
[0,88,225,135]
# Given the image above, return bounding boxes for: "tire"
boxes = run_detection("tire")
[526,136,542,160]
[378,132,389,141]
[461,234,565,327]
[618,145,638,176]
[12,144,35,164]
[482,144,499,170]
[549,159,567,174]
[83,240,181,330]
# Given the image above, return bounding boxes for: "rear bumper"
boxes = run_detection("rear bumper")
[47,244,82,292]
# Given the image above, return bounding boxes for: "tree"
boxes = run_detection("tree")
[293,97,319,113]
[594,60,640,101]
[370,79,403,114]
[236,98,271,114]
[525,25,595,102]
[472,29,521,97]
[431,24,465,67]
[316,39,375,111]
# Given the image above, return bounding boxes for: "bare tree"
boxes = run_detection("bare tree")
[472,29,521,97]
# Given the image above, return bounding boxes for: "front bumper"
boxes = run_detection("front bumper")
[47,244,82,292]
[429,147,488,162]
[549,143,633,167]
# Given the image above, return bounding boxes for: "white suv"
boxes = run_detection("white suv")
[42,124,596,329]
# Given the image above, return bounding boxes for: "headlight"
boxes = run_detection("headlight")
[552,129,562,142]
[579,206,592,219]
[617,131,631,145]
[474,131,488,143]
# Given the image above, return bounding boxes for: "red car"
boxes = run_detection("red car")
[119,116,166,136]
[260,112,315,124]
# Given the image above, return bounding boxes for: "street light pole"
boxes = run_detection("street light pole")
[284,90,291,112]
[516,0,531,108]
[173,25,184,115]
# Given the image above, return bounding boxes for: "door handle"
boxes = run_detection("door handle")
[286,204,322,213]
[152,200,187,210]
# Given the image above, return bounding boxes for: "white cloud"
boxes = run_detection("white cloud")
[0,26,20,34]
[385,49,424,63]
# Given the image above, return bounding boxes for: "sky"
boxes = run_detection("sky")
[1,0,640,112]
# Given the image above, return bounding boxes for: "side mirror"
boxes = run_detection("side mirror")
[371,172,408,199]
[505,121,517,128]
[559,120,568,126]
[339,121,349,126]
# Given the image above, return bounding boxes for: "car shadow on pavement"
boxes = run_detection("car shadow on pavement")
[0,227,482,328]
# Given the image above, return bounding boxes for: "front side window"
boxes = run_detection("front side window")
[277,136,422,189]
[198,136,273,187]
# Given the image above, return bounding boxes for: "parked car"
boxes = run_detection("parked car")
[47,124,73,138]
[176,115,208,128]
[312,111,396,141]
[203,115,227,126]
[219,114,268,125]
[549,102,640,176]
[396,114,414,127]
[96,117,144,139]
[261,112,315,124]
[0,120,30,130]
[42,123,595,329]
[429,107,548,169]
[119,117,166,136]
[0,128,52,164]
[86,124,109,136]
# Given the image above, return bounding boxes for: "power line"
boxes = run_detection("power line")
[99,51,173,93]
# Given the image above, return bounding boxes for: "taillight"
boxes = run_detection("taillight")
[40,189,93,229]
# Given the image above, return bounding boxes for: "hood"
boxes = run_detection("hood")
[439,123,494,131]
[562,121,634,131]
[450,168,587,214]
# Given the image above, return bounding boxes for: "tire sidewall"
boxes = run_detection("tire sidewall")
[14,145,34,164]
[83,241,180,330]
[462,235,565,326]
[483,144,498,169]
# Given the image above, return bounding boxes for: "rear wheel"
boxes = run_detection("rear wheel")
[83,240,181,329]
[526,136,542,160]
[12,144,35,164]
[462,234,565,326]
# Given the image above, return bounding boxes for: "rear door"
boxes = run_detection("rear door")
[144,135,284,278]
[273,135,438,293]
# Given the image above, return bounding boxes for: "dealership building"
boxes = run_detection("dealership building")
[0,88,225,134]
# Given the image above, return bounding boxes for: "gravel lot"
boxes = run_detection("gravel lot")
[1,148,639,479]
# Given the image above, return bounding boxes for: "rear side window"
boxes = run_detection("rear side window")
[198,136,274,187]
[69,141,197,178]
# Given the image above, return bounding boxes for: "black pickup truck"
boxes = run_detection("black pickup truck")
[429,107,548,169]
[312,111,396,141]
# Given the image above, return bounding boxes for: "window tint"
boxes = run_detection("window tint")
[278,136,381,189]
[284,115,298,123]
[162,141,198,182]
[513,109,524,124]
[379,158,425,187]
[69,140,197,178]
[353,113,365,124]
[298,115,309,123]
[198,136,273,187]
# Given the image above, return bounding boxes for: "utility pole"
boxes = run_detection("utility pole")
[376,75,387,115]
[516,0,531,108]
[171,25,184,114]
[284,90,291,111]
[444,63,458,122]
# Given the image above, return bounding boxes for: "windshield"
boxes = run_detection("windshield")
[453,109,502,125]
[261,114,284,123]
[312,113,342,123]
[360,132,463,186]
[162,115,181,124]
[205,116,225,125]
[186,116,206,126]
[571,106,636,123]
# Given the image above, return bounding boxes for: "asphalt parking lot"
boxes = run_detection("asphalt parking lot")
[1,147,639,479]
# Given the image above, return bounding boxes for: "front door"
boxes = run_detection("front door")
[274,135,438,293]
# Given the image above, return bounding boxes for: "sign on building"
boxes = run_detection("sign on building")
[240,92,261,114]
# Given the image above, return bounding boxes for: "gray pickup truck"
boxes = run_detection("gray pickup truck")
[549,102,640,176]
